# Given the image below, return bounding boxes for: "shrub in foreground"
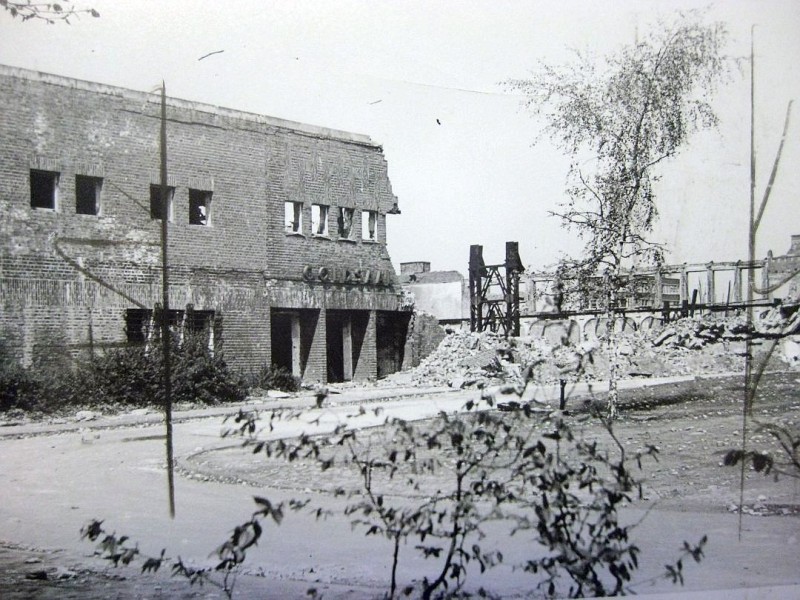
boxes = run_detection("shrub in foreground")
[1,335,248,413]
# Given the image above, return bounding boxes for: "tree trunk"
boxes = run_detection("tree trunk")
[604,263,623,420]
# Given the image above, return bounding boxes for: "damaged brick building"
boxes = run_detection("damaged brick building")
[0,65,410,383]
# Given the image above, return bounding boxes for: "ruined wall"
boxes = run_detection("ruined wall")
[401,311,446,370]
[768,234,800,300]
[0,65,403,376]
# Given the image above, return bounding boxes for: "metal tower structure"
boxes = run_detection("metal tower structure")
[469,241,524,336]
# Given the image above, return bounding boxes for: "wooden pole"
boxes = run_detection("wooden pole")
[160,82,176,518]
[740,25,757,540]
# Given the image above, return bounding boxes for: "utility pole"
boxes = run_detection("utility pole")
[739,23,756,542]
[160,81,176,518]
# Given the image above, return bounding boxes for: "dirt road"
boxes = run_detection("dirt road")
[1,376,799,598]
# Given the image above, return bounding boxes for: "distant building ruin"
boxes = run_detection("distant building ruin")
[399,262,468,323]
[402,234,800,337]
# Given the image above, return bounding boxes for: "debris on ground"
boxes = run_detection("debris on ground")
[402,309,800,390]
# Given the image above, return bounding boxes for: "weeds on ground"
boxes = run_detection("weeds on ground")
[80,496,298,600]
[225,372,707,599]
[1,335,247,414]
[242,364,301,393]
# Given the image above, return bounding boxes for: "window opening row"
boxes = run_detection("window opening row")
[31,170,104,216]
[285,202,377,241]
[124,307,217,350]
[30,170,377,238]
[29,169,212,226]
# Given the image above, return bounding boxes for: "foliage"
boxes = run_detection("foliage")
[506,11,728,417]
[508,410,706,597]
[80,496,296,600]
[227,377,706,598]
[0,335,248,414]
[507,11,728,273]
[170,335,249,405]
[724,420,800,480]
[0,0,99,23]
[243,363,301,393]
[0,359,44,413]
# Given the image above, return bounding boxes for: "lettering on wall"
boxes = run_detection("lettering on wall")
[302,265,390,286]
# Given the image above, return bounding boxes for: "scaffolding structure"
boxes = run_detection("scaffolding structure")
[469,242,524,336]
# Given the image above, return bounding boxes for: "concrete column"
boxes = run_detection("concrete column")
[342,314,353,381]
[291,314,301,378]
[706,262,715,304]
[353,310,377,382]
[733,262,743,303]
[303,309,326,384]
[654,269,663,307]
[763,253,772,300]
[680,266,689,304]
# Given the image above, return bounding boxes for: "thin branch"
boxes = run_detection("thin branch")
[754,100,793,233]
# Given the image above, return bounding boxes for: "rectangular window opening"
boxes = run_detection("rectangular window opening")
[76,175,102,215]
[185,307,217,354]
[124,309,153,345]
[285,201,303,234]
[189,189,212,226]
[150,184,175,221]
[338,207,354,239]
[30,169,59,210]
[311,204,329,237]
[362,210,377,241]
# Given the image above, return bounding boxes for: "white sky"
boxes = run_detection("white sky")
[1,0,798,273]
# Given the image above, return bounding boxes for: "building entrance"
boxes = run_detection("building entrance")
[326,310,368,383]
[270,309,318,378]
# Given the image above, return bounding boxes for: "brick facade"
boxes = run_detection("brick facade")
[0,65,409,383]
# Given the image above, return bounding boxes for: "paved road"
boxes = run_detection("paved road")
[2,380,799,599]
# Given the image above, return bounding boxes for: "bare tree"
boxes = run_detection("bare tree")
[1,0,99,23]
[507,11,729,417]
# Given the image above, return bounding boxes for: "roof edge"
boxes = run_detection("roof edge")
[0,64,380,148]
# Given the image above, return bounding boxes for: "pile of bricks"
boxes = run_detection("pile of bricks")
[403,308,800,390]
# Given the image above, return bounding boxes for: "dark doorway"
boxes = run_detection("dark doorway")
[326,311,345,383]
[326,310,369,383]
[270,311,294,372]
[377,311,411,378]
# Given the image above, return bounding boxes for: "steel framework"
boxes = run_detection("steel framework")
[469,242,524,336]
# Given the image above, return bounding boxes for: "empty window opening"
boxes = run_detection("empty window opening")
[76,175,102,215]
[124,309,153,344]
[338,207,354,239]
[189,189,212,226]
[362,210,377,241]
[30,169,59,210]
[150,184,175,221]
[285,201,303,234]
[311,204,329,236]
[126,307,218,352]
[185,306,217,353]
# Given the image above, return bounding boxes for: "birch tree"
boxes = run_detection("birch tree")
[507,12,729,417]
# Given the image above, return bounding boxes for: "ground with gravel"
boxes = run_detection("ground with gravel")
[1,308,798,599]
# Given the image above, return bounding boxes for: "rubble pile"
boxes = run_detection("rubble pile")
[403,307,800,390]
[407,328,603,389]
[653,305,799,350]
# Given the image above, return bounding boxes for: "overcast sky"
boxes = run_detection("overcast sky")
[1,0,798,273]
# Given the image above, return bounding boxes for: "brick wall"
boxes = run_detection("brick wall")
[0,65,406,380]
